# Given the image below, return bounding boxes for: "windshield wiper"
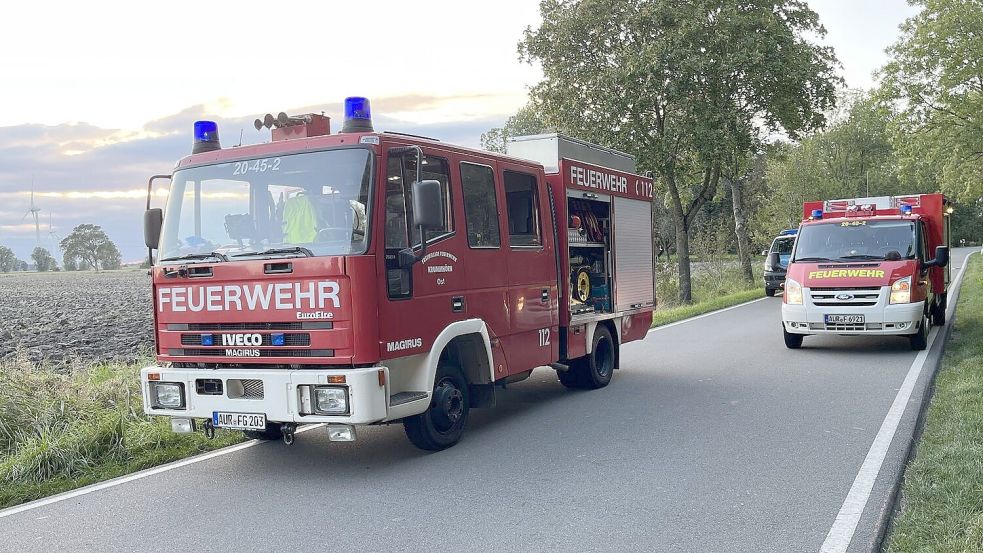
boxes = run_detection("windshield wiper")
[839,254,884,260]
[793,256,837,263]
[231,247,314,259]
[159,252,229,263]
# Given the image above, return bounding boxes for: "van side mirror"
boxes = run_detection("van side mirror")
[760,250,769,256]
[144,208,163,249]
[412,179,443,230]
[926,245,949,268]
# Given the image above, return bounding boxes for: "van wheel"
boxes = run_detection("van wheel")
[784,329,803,349]
[243,422,283,441]
[404,363,470,451]
[931,293,947,326]
[910,314,929,351]
[766,287,776,297]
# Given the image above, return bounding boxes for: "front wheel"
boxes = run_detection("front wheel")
[909,314,929,351]
[931,293,947,326]
[783,329,803,349]
[404,363,470,451]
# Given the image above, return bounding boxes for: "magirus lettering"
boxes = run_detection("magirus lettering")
[387,338,423,352]
[157,281,340,313]
[225,349,260,357]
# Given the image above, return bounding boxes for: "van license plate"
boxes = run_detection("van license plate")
[825,314,864,324]
[212,412,266,430]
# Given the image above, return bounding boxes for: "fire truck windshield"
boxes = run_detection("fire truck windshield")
[158,148,372,262]
[792,220,916,263]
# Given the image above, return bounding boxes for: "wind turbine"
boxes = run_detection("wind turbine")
[47,212,60,244]
[22,186,42,247]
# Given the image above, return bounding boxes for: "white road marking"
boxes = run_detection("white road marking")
[820,251,976,552]
[0,423,324,520]
[647,297,768,333]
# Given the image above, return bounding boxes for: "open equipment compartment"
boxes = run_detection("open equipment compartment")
[507,133,656,327]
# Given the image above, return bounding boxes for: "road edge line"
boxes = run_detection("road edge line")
[647,296,768,333]
[819,252,975,553]
[0,423,324,520]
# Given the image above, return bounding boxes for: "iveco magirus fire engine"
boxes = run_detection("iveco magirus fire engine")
[141,97,656,450]
[780,194,951,351]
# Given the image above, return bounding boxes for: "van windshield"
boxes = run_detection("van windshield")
[792,220,916,262]
[158,149,373,262]
[771,237,795,266]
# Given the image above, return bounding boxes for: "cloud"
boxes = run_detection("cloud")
[0,94,515,261]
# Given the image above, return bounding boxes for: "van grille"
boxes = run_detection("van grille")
[810,287,882,307]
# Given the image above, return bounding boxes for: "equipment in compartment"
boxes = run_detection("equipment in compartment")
[567,197,611,315]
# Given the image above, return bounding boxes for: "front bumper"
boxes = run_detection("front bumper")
[782,290,925,336]
[140,366,393,425]
[764,271,786,288]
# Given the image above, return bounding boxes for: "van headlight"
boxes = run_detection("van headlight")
[890,276,912,304]
[150,382,186,409]
[785,279,803,305]
[313,386,349,415]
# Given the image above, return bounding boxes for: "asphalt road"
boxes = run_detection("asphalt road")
[1,248,975,553]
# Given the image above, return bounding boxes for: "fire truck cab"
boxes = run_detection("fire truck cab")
[780,194,951,351]
[141,98,655,450]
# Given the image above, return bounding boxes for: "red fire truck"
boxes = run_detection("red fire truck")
[141,98,656,450]
[780,194,951,351]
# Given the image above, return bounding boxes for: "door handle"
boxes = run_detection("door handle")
[451,296,465,313]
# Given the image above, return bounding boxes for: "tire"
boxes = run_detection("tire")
[562,325,617,389]
[783,329,803,349]
[931,293,947,326]
[766,287,776,297]
[404,363,470,451]
[243,422,283,441]
[909,314,929,351]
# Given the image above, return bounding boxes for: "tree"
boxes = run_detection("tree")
[520,0,838,302]
[60,224,120,271]
[0,245,15,272]
[880,0,983,201]
[31,247,56,272]
[480,103,551,153]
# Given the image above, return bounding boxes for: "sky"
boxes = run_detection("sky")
[0,0,920,263]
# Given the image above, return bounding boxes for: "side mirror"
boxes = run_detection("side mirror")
[926,245,949,268]
[760,250,769,256]
[412,179,443,230]
[144,208,163,249]
[768,251,781,270]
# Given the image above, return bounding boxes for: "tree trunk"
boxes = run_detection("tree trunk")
[728,177,754,283]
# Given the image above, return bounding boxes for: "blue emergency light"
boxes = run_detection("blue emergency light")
[811,209,823,219]
[900,204,913,215]
[341,96,374,133]
[192,120,221,154]
[780,229,798,236]
[271,333,285,347]
[200,334,214,346]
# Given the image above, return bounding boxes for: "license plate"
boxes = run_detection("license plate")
[212,411,266,430]
[825,314,865,324]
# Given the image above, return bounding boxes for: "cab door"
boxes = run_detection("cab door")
[500,166,559,373]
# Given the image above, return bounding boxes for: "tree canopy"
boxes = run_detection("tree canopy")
[60,224,121,271]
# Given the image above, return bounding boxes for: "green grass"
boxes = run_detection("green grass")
[884,256,983,552]
[651,288,765,328]
[0,354,243,509]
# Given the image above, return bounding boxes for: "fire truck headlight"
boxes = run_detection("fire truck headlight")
[151,382,186,409]
[313,386,349,415]
[785,279,803,305]
[890,276,912,304]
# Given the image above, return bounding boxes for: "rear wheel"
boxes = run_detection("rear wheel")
[766,287,776,297]
[910,313,929,351]
[560,325,617,389]
[931,293,947,326]
[404,363,470,451]
[783,329,803,349]
[243,422,283,441]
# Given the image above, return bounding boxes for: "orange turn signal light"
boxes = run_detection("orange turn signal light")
[378,369,386,387]
[147,372,161,381]
[327,375,346,384]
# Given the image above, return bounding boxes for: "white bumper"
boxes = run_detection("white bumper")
[782,286,925,336]
[140,366,401,425]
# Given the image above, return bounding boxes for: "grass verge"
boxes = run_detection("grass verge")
[652,288,764,328]
[884,255,983,552]
[0,354,243,510]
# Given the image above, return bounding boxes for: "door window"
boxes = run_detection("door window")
[460,162,501,248]
[503,171,542,247]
